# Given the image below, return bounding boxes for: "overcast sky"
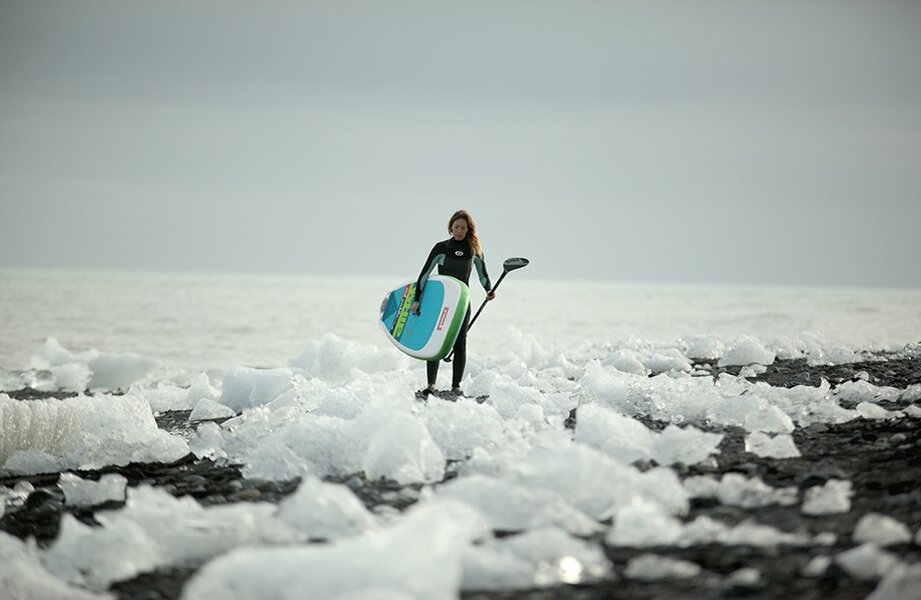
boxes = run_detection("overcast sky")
[1,0,919,287]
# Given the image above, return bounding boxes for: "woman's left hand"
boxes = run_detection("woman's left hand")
[486,291,496,301]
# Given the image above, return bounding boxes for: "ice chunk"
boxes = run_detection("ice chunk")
[463,527,611,590]
[802,555,832,577]
[643,349,692,374]
[574,404,657,464]
[422,397,504,461]
[684,335,725,360]
[857,402,904,420]
[31,337,159,390]
[649,425,723,466]
[868,563,921,600]
[601,350,648,376]
[835,543,899,581]
[363,413,445,485]
[726,567,762,588]
[802,479,852,515]
[484,444,688,521]
[188,422,228,462]
[0,393,189,475]
[854,514,913,547]
[834,380,903,406]
[0,368,28,392]
[574,406,721,466]
[48,363,93,392]
[437,474,602,536]
[277,476,378,540]
[745,432,801,458]
[716,520,809,546]
[42,513,161,590]
[41,485,305,591]
[1,480,34,512]
[625,554,701,580]
[241,412,367,481]
[183,499,485,600]
[717,473,798,508]
[682,475,721,500]
[189,399,235,422]
[606,498,684,547]
[133,382,195,413]
[738,364,768,378]
[219,367,293,412]
[718,336,775,367]
[289,333,406,382]
[0,532,111,600]
[59,473,127,507]
[185,372,220,402]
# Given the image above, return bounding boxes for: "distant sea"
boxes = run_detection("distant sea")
[1,268,919,371]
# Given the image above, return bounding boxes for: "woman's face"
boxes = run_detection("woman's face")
[451,218,469,241]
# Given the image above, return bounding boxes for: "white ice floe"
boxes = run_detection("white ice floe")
[465,442,689,522]
[835,543,900,581]
[277,476,378,540]
[289,332,408,382]
[601,349,648,376]
[624,554,702,580]
[711,473,798,508]
[834,380,903,406]
[745,431,801,458]
[854,514,914,547]
[606,497,684,547]
[718,335,775,367]
[182,499,486,600]
[574,404,722,466]
[436,474,602,536]
[59,473,127,508]
[41,485,305,591]
[189,398,235,422]
[802,555,833,577]
[802,479,853,515]
[363,412,446,484]
[463,527,611,590]
[857,402,905,420]
[868,562,921,600]
[0,532,112,600]
[219,367,294,412]
[0,393,189,476]
[30,337,159,391]
[605,499,810,549]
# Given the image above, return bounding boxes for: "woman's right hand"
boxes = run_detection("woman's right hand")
[411,301,420,315]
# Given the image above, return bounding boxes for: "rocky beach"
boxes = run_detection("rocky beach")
[2,349,920,600]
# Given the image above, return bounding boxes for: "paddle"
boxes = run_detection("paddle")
[444,257,529,362]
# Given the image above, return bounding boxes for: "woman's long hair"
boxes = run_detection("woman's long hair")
[448,210,482,257]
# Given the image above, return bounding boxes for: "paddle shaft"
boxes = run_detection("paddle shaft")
[443,269,509,362]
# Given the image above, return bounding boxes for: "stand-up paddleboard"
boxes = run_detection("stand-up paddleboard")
[379,275,469,361]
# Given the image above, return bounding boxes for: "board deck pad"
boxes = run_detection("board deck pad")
[379,275,469,361]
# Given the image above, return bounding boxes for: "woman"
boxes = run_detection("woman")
[411,210,495,396]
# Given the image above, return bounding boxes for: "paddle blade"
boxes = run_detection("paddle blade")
[502,257,529,272]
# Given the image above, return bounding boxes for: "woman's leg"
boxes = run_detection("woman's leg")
[426,360,439,388]
[451,308,471,389]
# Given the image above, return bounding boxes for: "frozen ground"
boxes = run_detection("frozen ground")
[1,332,920,600]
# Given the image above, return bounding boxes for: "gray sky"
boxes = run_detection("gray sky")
[1,0,919,287]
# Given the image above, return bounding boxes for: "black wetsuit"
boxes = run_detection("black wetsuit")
[415,237,491,389]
